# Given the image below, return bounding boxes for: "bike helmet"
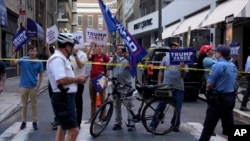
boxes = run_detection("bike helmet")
[57,33,78,45]
[200,45,213,54]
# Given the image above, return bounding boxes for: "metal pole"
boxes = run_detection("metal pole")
[158,0,162,47]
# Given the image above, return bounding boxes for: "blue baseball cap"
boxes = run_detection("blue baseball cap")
[215,44,230,57]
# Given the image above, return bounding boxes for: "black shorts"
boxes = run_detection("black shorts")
[51,93,77,130]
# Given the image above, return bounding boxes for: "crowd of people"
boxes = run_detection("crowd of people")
[1,32,250,141]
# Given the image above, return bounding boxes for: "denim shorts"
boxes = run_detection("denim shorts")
[51,93,77,130]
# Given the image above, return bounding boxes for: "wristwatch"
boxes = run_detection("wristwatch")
[73,53,77,56]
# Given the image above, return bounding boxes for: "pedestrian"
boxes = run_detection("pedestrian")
[10,46,44,130]
[47,33,88,141]
[85,42,110,123]
[150,42,186,132]
[240,55,250,111]
[107,44,135,131]
[0,61,6,94]
[198,45,217,94]
[69,48,88,127]
[45,43,58,130]
[198,45,237,141]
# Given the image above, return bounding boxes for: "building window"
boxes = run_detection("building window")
[78,16,82,26]
[87,15,93,27]
[98,15,103,28]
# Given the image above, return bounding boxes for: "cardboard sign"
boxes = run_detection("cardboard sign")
[230,43,240,57]
[72,32,84,49]
[169,48,194,65]
[12,27,31,51]
[46,25,59,44]
[86,27,108,45]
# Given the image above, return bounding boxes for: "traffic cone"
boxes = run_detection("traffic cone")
[96,93,101,107]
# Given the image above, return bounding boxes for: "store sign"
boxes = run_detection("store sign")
[134,18,153,30]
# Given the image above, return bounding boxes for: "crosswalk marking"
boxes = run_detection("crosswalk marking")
[77,121,93,141]
[181,122,226,141]
[0,122,34,141]
[0,121,227,141]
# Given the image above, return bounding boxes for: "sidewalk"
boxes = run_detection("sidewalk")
[0,73,48,123]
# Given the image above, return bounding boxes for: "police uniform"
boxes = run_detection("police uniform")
[47,50,78,130]
[199,46,237,141]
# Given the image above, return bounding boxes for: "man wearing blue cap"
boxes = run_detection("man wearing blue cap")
[199,45,237,141]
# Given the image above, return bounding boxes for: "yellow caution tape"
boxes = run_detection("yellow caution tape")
[0,58,248,74]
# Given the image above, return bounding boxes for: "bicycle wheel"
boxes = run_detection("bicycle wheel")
[90,101,113,137]
[142,98,179,135]
[236,82,248,102]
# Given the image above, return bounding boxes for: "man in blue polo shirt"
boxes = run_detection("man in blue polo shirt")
[11,46,44,130]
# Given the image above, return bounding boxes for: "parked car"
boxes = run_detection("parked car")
[136,47,202,101]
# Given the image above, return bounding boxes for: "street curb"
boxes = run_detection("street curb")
[198,94,250,124]
[0,86,48,124]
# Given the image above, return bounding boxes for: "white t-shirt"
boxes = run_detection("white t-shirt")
[69,50,88,76]
[47,50,77,93]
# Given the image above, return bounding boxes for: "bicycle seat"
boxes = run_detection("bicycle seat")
[155,84,173,90]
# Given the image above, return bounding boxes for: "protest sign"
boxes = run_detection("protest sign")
[86,27,108,45]
[230,42,240,57]
[72,32,84,49]
[46,25,58,44]
[169,48,194,65]
[91,74,106,92]
[12,27,30,51]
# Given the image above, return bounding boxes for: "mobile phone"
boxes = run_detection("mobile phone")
[85,75,89,78]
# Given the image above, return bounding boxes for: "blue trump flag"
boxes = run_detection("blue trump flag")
[98,0,147,77]
[12,27,31,52]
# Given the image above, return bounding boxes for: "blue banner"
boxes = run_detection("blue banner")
[12,27,31,51]
[230,42,240,57]
[98,0,147,77]
[0,0,8,26]
[169,48,194,65]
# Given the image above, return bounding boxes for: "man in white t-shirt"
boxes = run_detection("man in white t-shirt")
[70,49,88,127]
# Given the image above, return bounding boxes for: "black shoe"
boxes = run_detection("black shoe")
[33,122,38,130]
[212,132,216,136]
[127,125,135,131]
[240,107,250,111]
[113,124,122,130]
[172,127,179,132]
[20,122,26,130]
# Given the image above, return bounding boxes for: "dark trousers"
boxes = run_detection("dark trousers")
[241,81,250,107]
[199,93,236,141]
[75,84,84,127]
[48,82,58,125]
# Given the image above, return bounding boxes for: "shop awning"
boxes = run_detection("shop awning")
[162,22,180,39]
[0,0,8,26]
[202,0,250,27]
[173,9,209,36]
[27,18,44,40]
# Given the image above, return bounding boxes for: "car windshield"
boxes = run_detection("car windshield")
[151,51,167,63]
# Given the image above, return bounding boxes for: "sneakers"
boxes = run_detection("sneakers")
[172,127,179,132]
[20,122,26,130]
[240,107,250,111]
[84,119,92,124]
[33,122,38,130]
[127,125,135,131]
[113,124,122,130]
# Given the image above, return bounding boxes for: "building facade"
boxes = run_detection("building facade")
[127,0,250,70]
[77,0,116,53]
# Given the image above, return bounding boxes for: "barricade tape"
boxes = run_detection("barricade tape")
[0,58,248,75]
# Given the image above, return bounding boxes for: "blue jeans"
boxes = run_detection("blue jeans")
[150,89,184,128]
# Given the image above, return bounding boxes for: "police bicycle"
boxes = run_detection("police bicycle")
[89,78,179,137]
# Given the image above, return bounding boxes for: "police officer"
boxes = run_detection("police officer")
[47,33,88,141]
[199,45,237,141]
